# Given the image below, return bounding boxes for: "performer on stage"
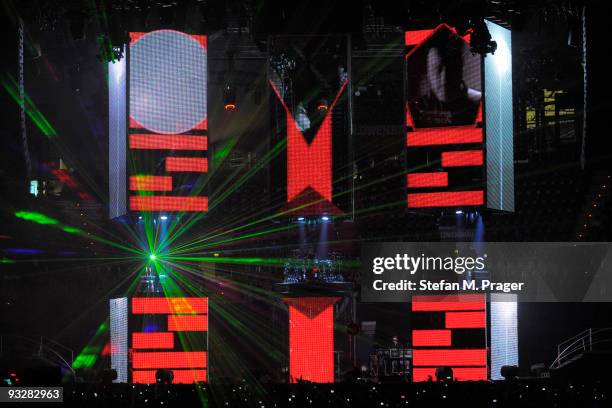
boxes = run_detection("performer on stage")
[391,335,400,347]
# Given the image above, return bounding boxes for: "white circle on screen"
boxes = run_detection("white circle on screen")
[130,30,207,134]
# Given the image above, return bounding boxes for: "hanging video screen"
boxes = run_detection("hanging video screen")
[485,20,515,212]
[268,35,350,216]
[405,24,485,208]
[127,30,208,212]
[130,297,208,384]
[411,294,487,382]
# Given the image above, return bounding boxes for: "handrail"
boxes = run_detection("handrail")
[559,328,592,346]
[39,345,75,376]
[551,328,612,369]
[556,328,591,356]
[41,337,75,354]
[41,337,74,366]
[0,334,75,374]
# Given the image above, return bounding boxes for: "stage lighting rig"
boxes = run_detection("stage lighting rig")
[269,52,296,88]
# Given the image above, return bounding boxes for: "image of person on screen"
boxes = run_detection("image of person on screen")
[409,30,481,127]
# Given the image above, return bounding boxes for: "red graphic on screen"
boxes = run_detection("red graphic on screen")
[165,157,208,173]
[412,330,452,347]
[128,31,208,212]
[130,134,208,151]
[133,332,174,349]
[269,81,347,215]
[129,176,173,192]
[132,297,208,314]
[441,150,483,167]
[167,315,208,331]
[407,191,484,208]
[412,349,486,366]
[407,126,482,146]
[412,294,485,311]
[407,172,449,188]
[131,297,208,383]
[132,351,207,369]
[130,196,208,212]
[445,311,486,328]
[411,294,487,382]
[405,29,435,47]
[405,24,484,208]
[284,297,339,383]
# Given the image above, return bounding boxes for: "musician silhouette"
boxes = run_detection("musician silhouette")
[409,29,481,127]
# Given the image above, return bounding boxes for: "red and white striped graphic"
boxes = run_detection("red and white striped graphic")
[411,294,487,382]
[128,31,208,212]
[131,297,208,384]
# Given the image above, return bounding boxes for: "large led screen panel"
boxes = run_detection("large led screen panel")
[130,297,208,384]
[127,30,208,212]
[490,294,518,380]
[485,20,515,212]
[268,36,350,216]
[284,297,339,383]
[110,297,128,383]
[411,294,487,381]
[108,52,127,219]
[405,25,485,208]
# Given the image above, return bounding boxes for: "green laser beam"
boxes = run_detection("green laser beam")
[1,73,57,137]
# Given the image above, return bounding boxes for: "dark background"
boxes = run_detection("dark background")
[1,0,611,379]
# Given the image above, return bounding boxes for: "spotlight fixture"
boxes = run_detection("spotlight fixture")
[321,216,330,222]
[455,210,464,215]
[149,254,157,261]
[155,369,174,385]
[160,215,168,221]
[297,217,305,221]
[316,98,329,111]
[223,82,236,111]
[435,366,454,382]
[501,365,519,380]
